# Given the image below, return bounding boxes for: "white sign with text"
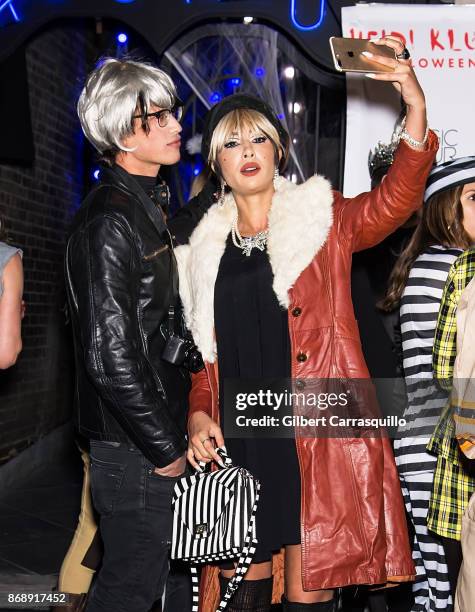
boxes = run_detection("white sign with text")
[341,4,475,196]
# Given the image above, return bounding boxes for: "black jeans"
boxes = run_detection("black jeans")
[85,441,186,612]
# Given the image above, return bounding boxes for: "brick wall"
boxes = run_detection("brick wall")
[0,25,94,463]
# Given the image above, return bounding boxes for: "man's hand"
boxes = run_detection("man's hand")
[154,453,186,477]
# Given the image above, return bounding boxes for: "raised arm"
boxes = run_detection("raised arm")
[337,135,437,253]
[338,35,437,252]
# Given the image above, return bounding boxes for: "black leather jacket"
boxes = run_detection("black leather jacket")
[65,165,213,467]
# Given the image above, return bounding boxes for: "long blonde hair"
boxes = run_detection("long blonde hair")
[380,185,471,312]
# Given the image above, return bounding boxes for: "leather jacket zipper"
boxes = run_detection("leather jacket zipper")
[139,189,175,404]
[143,245,168,260]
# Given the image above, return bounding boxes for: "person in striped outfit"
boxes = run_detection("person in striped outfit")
[380,158,475,611]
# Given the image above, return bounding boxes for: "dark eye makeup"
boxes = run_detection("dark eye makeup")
[223,134,267,148]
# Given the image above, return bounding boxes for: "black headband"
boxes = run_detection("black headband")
[201,93,289,162]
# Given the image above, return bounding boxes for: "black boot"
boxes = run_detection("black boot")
[281,595,337,611]
[219,574,273,611]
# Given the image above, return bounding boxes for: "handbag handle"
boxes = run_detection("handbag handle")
[196,446,233,472]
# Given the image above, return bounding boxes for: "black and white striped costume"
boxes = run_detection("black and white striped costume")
[394,245,462,611]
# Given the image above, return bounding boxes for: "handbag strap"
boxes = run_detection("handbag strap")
[189,480,260,612]
[217,496,259,612]
[190,565,200,612]
[197,446,233,472]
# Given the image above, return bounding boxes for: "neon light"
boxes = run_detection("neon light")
[209,92,222,104]
[0,0,19,22]
[290,0,325,31]
[117,33,128,43]
[9,2,18,21]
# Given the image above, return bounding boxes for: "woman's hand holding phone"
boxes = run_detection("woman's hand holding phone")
[364,36,427,146]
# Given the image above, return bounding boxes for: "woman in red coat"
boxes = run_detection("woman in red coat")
[176,36,437,611]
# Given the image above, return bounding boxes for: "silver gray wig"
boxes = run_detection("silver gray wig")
[77,58,178,157]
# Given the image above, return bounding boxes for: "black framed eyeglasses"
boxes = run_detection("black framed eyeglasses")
[133,105,183,128]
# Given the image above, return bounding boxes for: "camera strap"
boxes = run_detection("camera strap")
[165,239,183,339]
[103,164,187,341]
[167,305,176,337]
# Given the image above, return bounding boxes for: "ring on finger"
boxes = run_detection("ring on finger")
[201,437,210,444]
[396,48,411,60]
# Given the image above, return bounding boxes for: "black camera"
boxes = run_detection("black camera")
[161,306,204,374]
[162,333,204,374]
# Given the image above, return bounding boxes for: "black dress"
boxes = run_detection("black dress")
[214,234,301,563]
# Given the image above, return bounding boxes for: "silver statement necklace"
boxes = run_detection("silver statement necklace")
[231,213,269,257]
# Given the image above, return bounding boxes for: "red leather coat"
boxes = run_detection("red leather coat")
[176,133,438,607]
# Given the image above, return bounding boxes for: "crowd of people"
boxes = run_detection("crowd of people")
[1,33,474,612]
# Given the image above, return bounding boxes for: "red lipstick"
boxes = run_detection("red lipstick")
[240,162,261,176]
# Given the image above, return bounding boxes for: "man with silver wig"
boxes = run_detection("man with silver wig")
[78,58,179,166]
[65,58,211,612]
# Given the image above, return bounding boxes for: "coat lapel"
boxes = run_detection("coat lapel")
[175,175,333,362]
[175,200,234,363]
[269,175,333,307]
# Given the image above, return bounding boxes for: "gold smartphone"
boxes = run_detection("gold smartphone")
[329,37,397,73]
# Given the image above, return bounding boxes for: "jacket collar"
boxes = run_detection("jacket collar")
[175,174,333,362]
[100,164,169,238]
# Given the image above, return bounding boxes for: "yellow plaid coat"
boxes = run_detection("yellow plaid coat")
[428,248,475,539]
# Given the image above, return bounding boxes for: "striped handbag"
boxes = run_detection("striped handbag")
[171,448,260,611]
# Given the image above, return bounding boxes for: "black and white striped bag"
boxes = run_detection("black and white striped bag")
[171,448,260,611]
